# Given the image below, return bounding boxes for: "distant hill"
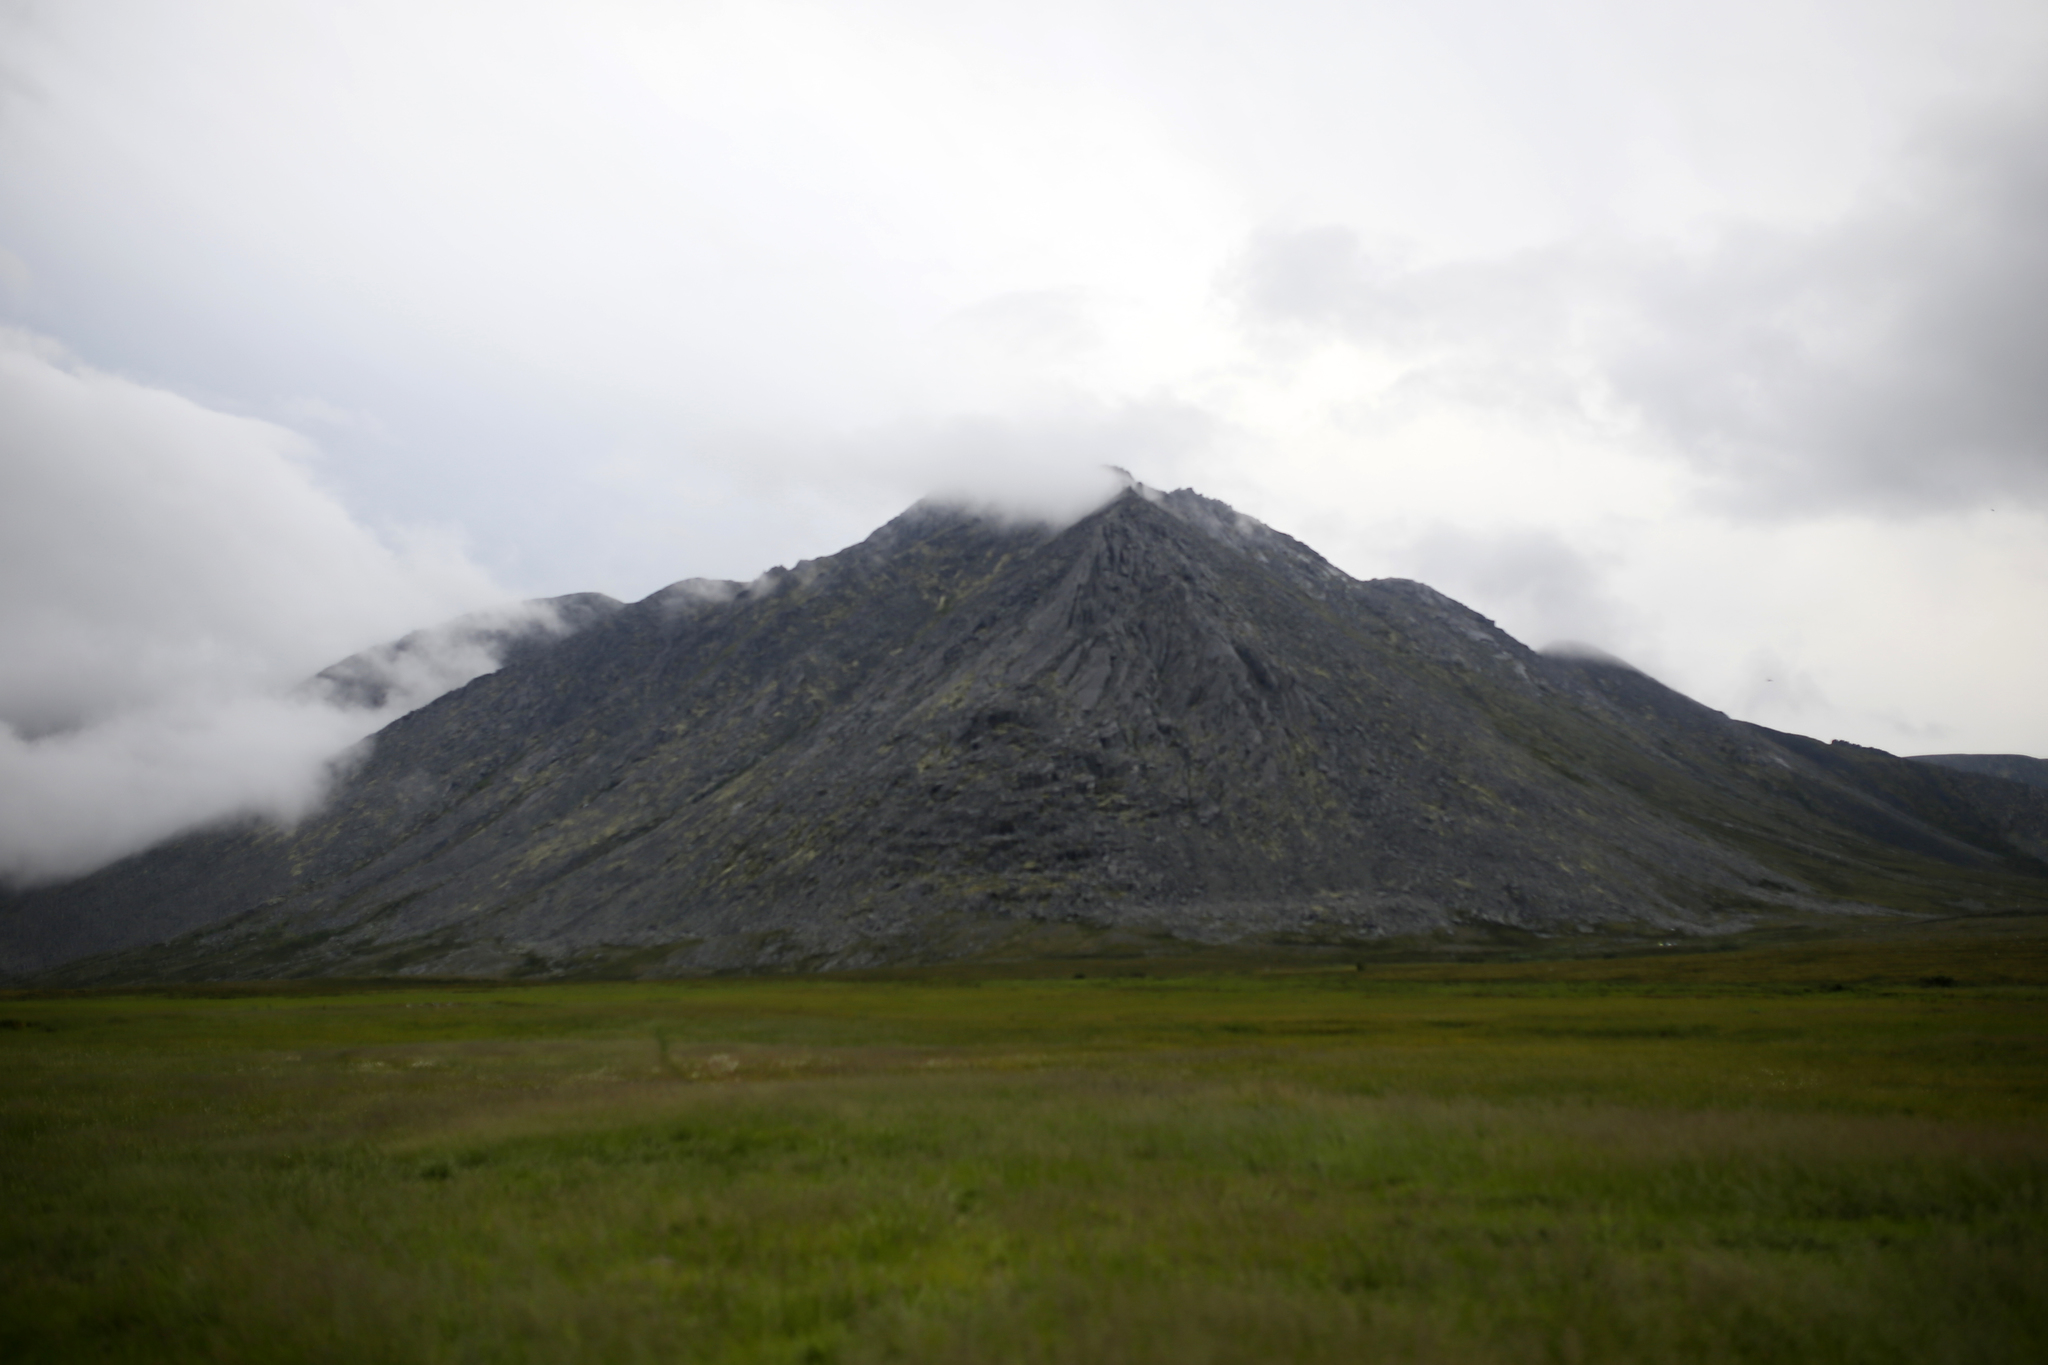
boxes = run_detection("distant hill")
[5,486,2046,982]
[1911,753,2048,791]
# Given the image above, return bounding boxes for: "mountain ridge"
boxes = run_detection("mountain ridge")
[1911,753,2048,792]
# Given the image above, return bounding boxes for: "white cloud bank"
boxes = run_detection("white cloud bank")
[1223,100,2048,520]
[0,329,528,885]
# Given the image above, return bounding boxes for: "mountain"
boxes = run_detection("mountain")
[5,486,2047,982]
[1911,754,2048,792]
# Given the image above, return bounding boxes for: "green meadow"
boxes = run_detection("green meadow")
[5,915,2046,1363]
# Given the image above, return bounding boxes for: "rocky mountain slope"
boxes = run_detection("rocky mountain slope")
[1912,753,2048,791]
[6,486,2046,981]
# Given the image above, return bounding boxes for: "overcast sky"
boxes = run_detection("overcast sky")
[3,0,2046,882]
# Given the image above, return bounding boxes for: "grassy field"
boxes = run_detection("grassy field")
[4,914,2046,1363]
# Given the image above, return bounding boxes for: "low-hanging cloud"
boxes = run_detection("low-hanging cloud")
[1389,524,1638,663]
[784,397,1218,532]
[1225,102,2048,519]
[0,329,537,885]
[910,406,1204,528]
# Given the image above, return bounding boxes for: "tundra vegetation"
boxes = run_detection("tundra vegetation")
[4,913,2045,1363]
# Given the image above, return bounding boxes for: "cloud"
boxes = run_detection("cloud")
[1,694,369,887]
[1609,105,2048,516]
[0,328,529,885]
[1222,226,1593,425]
[904,402,1214,528]
[0,243,28,299]
[1223,101,2048,518]
[715,397,1218,537]
[937,290,1104,371]
[1729,647,1835,731]
[305,601,588,713]
[1387,524,1637,660]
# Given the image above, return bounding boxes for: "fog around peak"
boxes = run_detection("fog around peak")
[1540,642,1638,670]
[306,600,585,713]
[922,461,1133,530]
[0,329,534,885]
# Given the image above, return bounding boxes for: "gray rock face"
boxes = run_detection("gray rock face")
[7,488,2047,981]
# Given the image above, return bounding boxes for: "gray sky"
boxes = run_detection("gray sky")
[4,0,2046,880]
